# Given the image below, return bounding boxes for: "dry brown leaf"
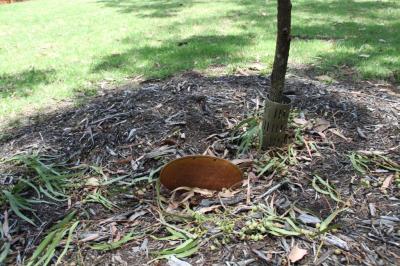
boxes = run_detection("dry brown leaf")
[192,188,214,196]
[381,175,393,190]
[356,127,367,139]
[169,187,215,208]
[225,117,234,129]
[167,201,180,211]
[178,191,195,204]
[203,147,216,157]
[246,174,251,204]
[218,188,239,198]
[113,156,134,165]
[231,158,253,166]
[2,210,11,241]
[293,118,308,126]
[196,205,221,214]
[329,128,351,142]
[314,118,331,133]
[114,231,122,242]
[357,150,387,156]
[172,187,214,197]
[248,171,257,180]
[110,223,120,241]
[85,177,100,187]
[80,233,100,243]
[304,139,313,158]
[288,245,308,263]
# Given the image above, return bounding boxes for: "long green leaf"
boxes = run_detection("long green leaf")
[349,153,368,174]
[320,208,345,232]
[257,158,277,177]
[38,229,68,266]
[39,187,66,202]
[158,239,198,255]
[28,212,77,266]
[19,179,41,198]
[90,232,138,251]
[2,190,35,226]
[174,245,199,258]
[285,217,301,232]
[50,211,76,231]
[55,221,79,265]
[27,231,57,266]
[153,227,187,241]
[0,242,11,264]
[268,227,300,236]
[312,175,342,202]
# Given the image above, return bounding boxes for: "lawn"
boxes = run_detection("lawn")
[0,0,399,125]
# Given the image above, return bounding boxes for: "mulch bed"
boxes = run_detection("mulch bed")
[0,71,399,265]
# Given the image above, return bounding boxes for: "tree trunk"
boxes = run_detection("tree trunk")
[269,0,292,103]
[261,0,292,149]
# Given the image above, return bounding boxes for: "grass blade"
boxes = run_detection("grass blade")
[27,231,57,266]
[268,227,301,236]
[0,242,11,264]
[90,232,138,251]
[320,208,345,232]
[27,211,77,266]
[257,158,278,177]
[159,239,198,255]
[2,190,36,226]
[174,245,199,258]
[55,221,79,265]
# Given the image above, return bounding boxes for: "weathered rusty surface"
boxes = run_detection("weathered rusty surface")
[160,155,243,190]
[0,0,25,4]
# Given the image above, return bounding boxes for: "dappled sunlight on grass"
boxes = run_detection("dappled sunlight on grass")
[292,0,400,80]
[0,0,399,124]
[93,34,253,78]
[0,68,56,99]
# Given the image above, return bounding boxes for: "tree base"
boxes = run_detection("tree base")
[261,95,291,149]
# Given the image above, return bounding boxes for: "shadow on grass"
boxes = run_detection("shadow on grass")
[96,0,196,17]
[291,0,400,82]
[0,69,56,99]
[95,0,400,82]
[294,0,398,20]
[230,0,400,81]
[92,34,253,77]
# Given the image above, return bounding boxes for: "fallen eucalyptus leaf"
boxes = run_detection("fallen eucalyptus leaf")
[167,255,191,266]
[297,213,321,225]
[288,245,307,263]
[381,175,393,190]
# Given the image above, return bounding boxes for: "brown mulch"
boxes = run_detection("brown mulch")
[0,71,399,265]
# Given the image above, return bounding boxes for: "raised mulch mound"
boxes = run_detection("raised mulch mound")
[1,71,399,265]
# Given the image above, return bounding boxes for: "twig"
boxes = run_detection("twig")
[255,180,288,202]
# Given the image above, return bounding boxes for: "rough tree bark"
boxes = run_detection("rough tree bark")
[269,0,292,103]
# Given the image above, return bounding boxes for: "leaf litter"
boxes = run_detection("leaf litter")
[0,71,399,265]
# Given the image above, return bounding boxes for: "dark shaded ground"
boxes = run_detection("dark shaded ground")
[0,71,399,265]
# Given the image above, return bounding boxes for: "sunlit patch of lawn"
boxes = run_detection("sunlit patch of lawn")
[0,0,399,124]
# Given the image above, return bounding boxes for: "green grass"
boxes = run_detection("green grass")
[0,0,399,124]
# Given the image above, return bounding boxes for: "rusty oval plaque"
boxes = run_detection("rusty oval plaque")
[160,155,243,191]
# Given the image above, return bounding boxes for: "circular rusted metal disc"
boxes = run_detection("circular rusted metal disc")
[160,155,243,191]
